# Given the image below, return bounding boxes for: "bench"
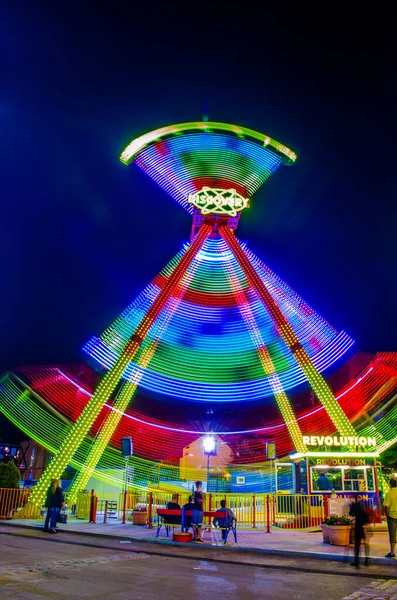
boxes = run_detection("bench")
[156,508,237,543]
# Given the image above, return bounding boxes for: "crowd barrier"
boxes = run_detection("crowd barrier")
[5,488,379,530]
[73,490,326,529]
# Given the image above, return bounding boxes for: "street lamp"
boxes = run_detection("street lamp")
[202,435,218,491]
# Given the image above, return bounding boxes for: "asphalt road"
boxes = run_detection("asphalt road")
[0,527,395,600]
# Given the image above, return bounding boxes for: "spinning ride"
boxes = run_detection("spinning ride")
[0,122,396,507]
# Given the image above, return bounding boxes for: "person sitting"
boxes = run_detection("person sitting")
[316,472,331,491]
[164,494,181,525]
[182,495,195,531]
[213,499,236,543]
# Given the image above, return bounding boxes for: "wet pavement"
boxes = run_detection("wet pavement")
[0,526,396,599]
[3,517,394,565]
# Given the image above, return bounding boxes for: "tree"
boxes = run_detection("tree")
[0,461,21,489]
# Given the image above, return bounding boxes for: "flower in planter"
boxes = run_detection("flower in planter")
[133,504,147,512]
[323,514,352,526]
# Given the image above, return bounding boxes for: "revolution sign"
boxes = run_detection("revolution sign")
[302,435,377,447]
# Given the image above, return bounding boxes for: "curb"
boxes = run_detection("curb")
[1,521,396,568]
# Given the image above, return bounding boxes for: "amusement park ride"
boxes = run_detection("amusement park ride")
[0,122,396,508]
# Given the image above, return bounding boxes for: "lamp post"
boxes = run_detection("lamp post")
[121,437,133,494]
[266,441,276,493]
[202,435,218,492]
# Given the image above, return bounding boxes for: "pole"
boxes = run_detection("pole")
[266,494,271,533]
[373,465,381,523]
[89,489,95,523]
[30,224,212,509]
[148,491,153,529]
[122,490,127,525]
[207,454,210,491]
[219,225,357,439]
[92,496,98,524]
[124,456,129,495]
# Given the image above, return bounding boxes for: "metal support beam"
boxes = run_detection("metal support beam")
[29,224,212,508]
[219,225,356,438]
[224,258,307,453]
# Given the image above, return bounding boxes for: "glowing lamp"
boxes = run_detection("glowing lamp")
[202,435,217,455]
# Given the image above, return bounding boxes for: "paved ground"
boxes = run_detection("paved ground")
[1,526,396,600]
[4,517,394,564]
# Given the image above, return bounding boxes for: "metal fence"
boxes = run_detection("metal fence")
[0,488,326,529]
[76,490,324,529]
[0,488,33,518]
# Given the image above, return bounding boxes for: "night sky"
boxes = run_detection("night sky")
[1,4,395,441]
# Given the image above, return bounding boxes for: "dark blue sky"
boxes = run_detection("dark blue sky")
[1,3,395,379]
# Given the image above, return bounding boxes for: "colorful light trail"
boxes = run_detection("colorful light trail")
[0,121,395,504]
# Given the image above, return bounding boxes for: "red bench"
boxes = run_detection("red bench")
[156,508,237,543]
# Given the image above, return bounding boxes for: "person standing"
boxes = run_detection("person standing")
[349,495,370,567]
[192,481,204,542]
[43,479,55,532]
[384,477,397,558]
[316,472,331,491]
[48,479,65,533]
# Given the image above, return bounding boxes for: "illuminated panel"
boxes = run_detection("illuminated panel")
[120,121,297,166]
[188,187,250,217]
[133,132,283,212]
[83,238,354,402]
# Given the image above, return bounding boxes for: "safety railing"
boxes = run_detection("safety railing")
[273,494,325,529]
[0,487,326,530]
[0,488,33,518]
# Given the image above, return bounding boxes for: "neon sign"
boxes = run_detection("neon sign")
[188,187,250,217]
[302,435,377,447]
[315,458,368,466]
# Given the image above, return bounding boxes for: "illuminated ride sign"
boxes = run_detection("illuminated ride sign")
[188,187,250,217]
[314,458,371,466]
[302,435,377,447]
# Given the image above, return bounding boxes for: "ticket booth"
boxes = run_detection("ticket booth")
[309,457,378,494]
[294,455,382,520]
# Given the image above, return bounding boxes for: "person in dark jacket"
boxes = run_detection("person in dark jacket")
[48,479,65,533]
[43,479,55,532]
[165,494,181,525]
[349,495,370,567]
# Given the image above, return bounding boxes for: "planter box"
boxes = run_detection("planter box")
[132,511,148,526]
[320,523,330,543]
[328,525,351,546]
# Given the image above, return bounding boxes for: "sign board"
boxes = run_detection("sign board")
[328,496,351,517]
[266,442,276,460]
[188,187,250,217]
[302,435,377,447]
[121,437,133,458]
